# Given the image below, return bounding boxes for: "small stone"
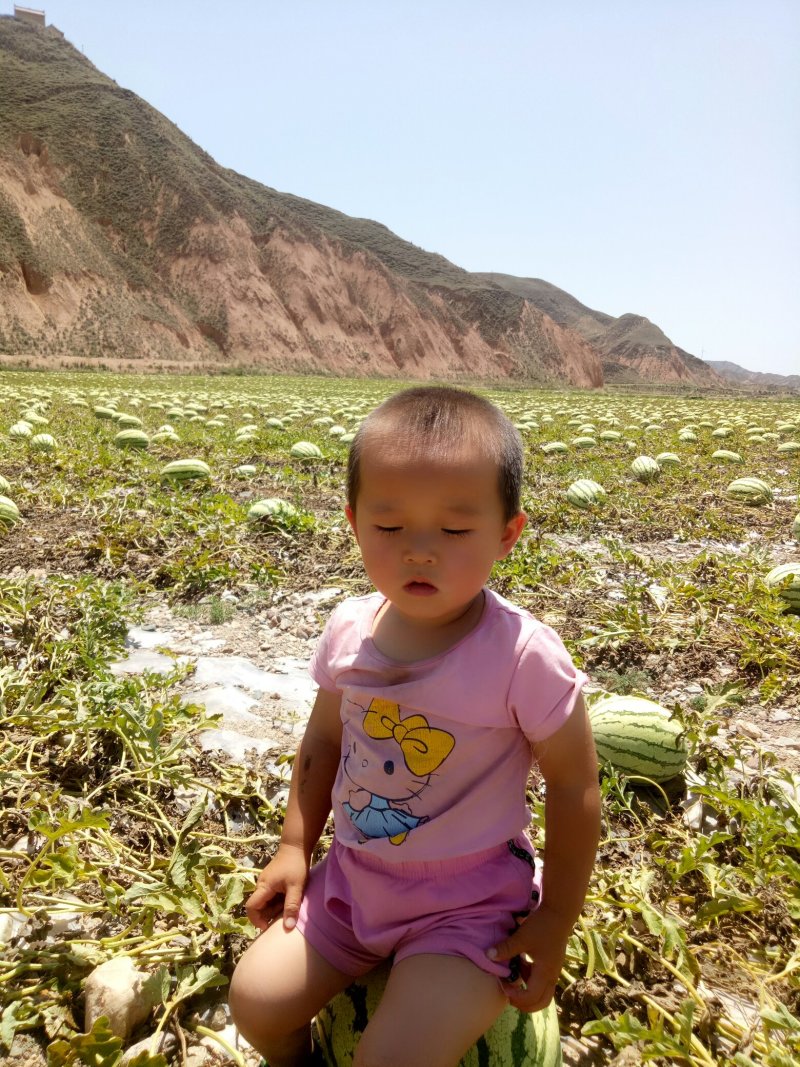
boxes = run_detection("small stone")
[736,720,763,740]
[84,956,160,1040]
[120,1033,177,1065]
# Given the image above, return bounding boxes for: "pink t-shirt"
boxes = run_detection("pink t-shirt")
[310,588,587,862]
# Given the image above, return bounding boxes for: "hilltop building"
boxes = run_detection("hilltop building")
[13,5,45,27]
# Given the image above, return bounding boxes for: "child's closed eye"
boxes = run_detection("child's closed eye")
[375,525,401,535]
[442,528,471,537]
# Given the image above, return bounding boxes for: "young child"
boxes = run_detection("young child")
[229,387,601,1067]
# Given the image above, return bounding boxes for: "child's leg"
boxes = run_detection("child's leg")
[229,922,354,1067]
[352,953,507,1067]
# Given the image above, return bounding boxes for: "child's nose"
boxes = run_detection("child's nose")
[403,535,435,564]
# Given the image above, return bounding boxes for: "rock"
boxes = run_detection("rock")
[0,911,29,943]
[120,1032,177,1065]
[83,956,160,1040]
[125,626,176,649]
[735,720,763,740]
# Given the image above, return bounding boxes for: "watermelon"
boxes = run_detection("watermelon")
[765,563,800,613]
[315,961,562,1067]
[566,479,606,510]
[234,464,257,478]
[9,421,33,439]
[160,458,211,483]
[711,450,743,464]
[541,441,569,455]
[655,453,681,467]
[291,441,324,460]
[727,477,773,505]
[247,498,300,525]
[0,495,20,529]
[631,456,660,483]
[777,442,800,454]
[114,429,150,450]
[116,414,143,429]
[588,695,688,782]
[30,433,57,452]
[0,475,10,494]
[571,436,596,449]
[793,513,800,540]
[93,406,117,420]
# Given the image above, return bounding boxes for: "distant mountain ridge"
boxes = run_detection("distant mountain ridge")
[0,15,721,387]
[705,360,799,391]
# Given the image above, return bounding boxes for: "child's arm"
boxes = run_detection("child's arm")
[488,692,601,1012]
[244,686,343,932]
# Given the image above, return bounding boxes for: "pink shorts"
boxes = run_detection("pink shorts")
[295,835,541,979]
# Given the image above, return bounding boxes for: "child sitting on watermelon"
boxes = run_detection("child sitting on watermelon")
[229,387,601,1067]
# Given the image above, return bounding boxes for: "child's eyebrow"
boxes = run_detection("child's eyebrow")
[368,501,483,516]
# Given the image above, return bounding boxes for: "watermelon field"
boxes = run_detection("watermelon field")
[1,370,799,1066]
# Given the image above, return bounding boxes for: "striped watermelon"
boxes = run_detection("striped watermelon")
[247,498,300,525]
[793,513,800,540]
[541,441,569,455]
[711,450,743,464]
[114,429,150,450]
[30,433,57,452]
[0,495,20,529]
[566,479,606,510]
[631,456,660,483]
[765,563,800,613]
[726,477,773,505]
[588,695,687,782]
[315,961,562,1067]
[291,441,323,460]
[160,458,211,483]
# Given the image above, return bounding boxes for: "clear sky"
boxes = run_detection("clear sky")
[10,0,800,376]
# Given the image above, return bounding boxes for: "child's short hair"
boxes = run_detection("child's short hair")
[346,387,524,521]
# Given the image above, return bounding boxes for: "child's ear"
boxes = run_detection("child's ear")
[497,511,526,560]
[345,504,359,542]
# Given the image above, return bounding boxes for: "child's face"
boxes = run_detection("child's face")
[346,442,526,627]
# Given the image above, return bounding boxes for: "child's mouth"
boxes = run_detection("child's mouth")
[404,580,437,596]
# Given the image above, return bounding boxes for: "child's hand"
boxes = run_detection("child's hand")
[244,845,309,932]
[487,905,571,1013]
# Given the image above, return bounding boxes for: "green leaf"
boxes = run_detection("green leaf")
[141,964,171,1007]
[1,1000,40,1052]
[172,963,226,1006]
[46,1016,123,1066]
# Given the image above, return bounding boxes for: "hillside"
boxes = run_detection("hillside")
[475,274,721,387]
[0,15,717,387]
[706,360,799,392]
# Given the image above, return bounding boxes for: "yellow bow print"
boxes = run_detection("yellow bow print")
[362,698,455,776]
